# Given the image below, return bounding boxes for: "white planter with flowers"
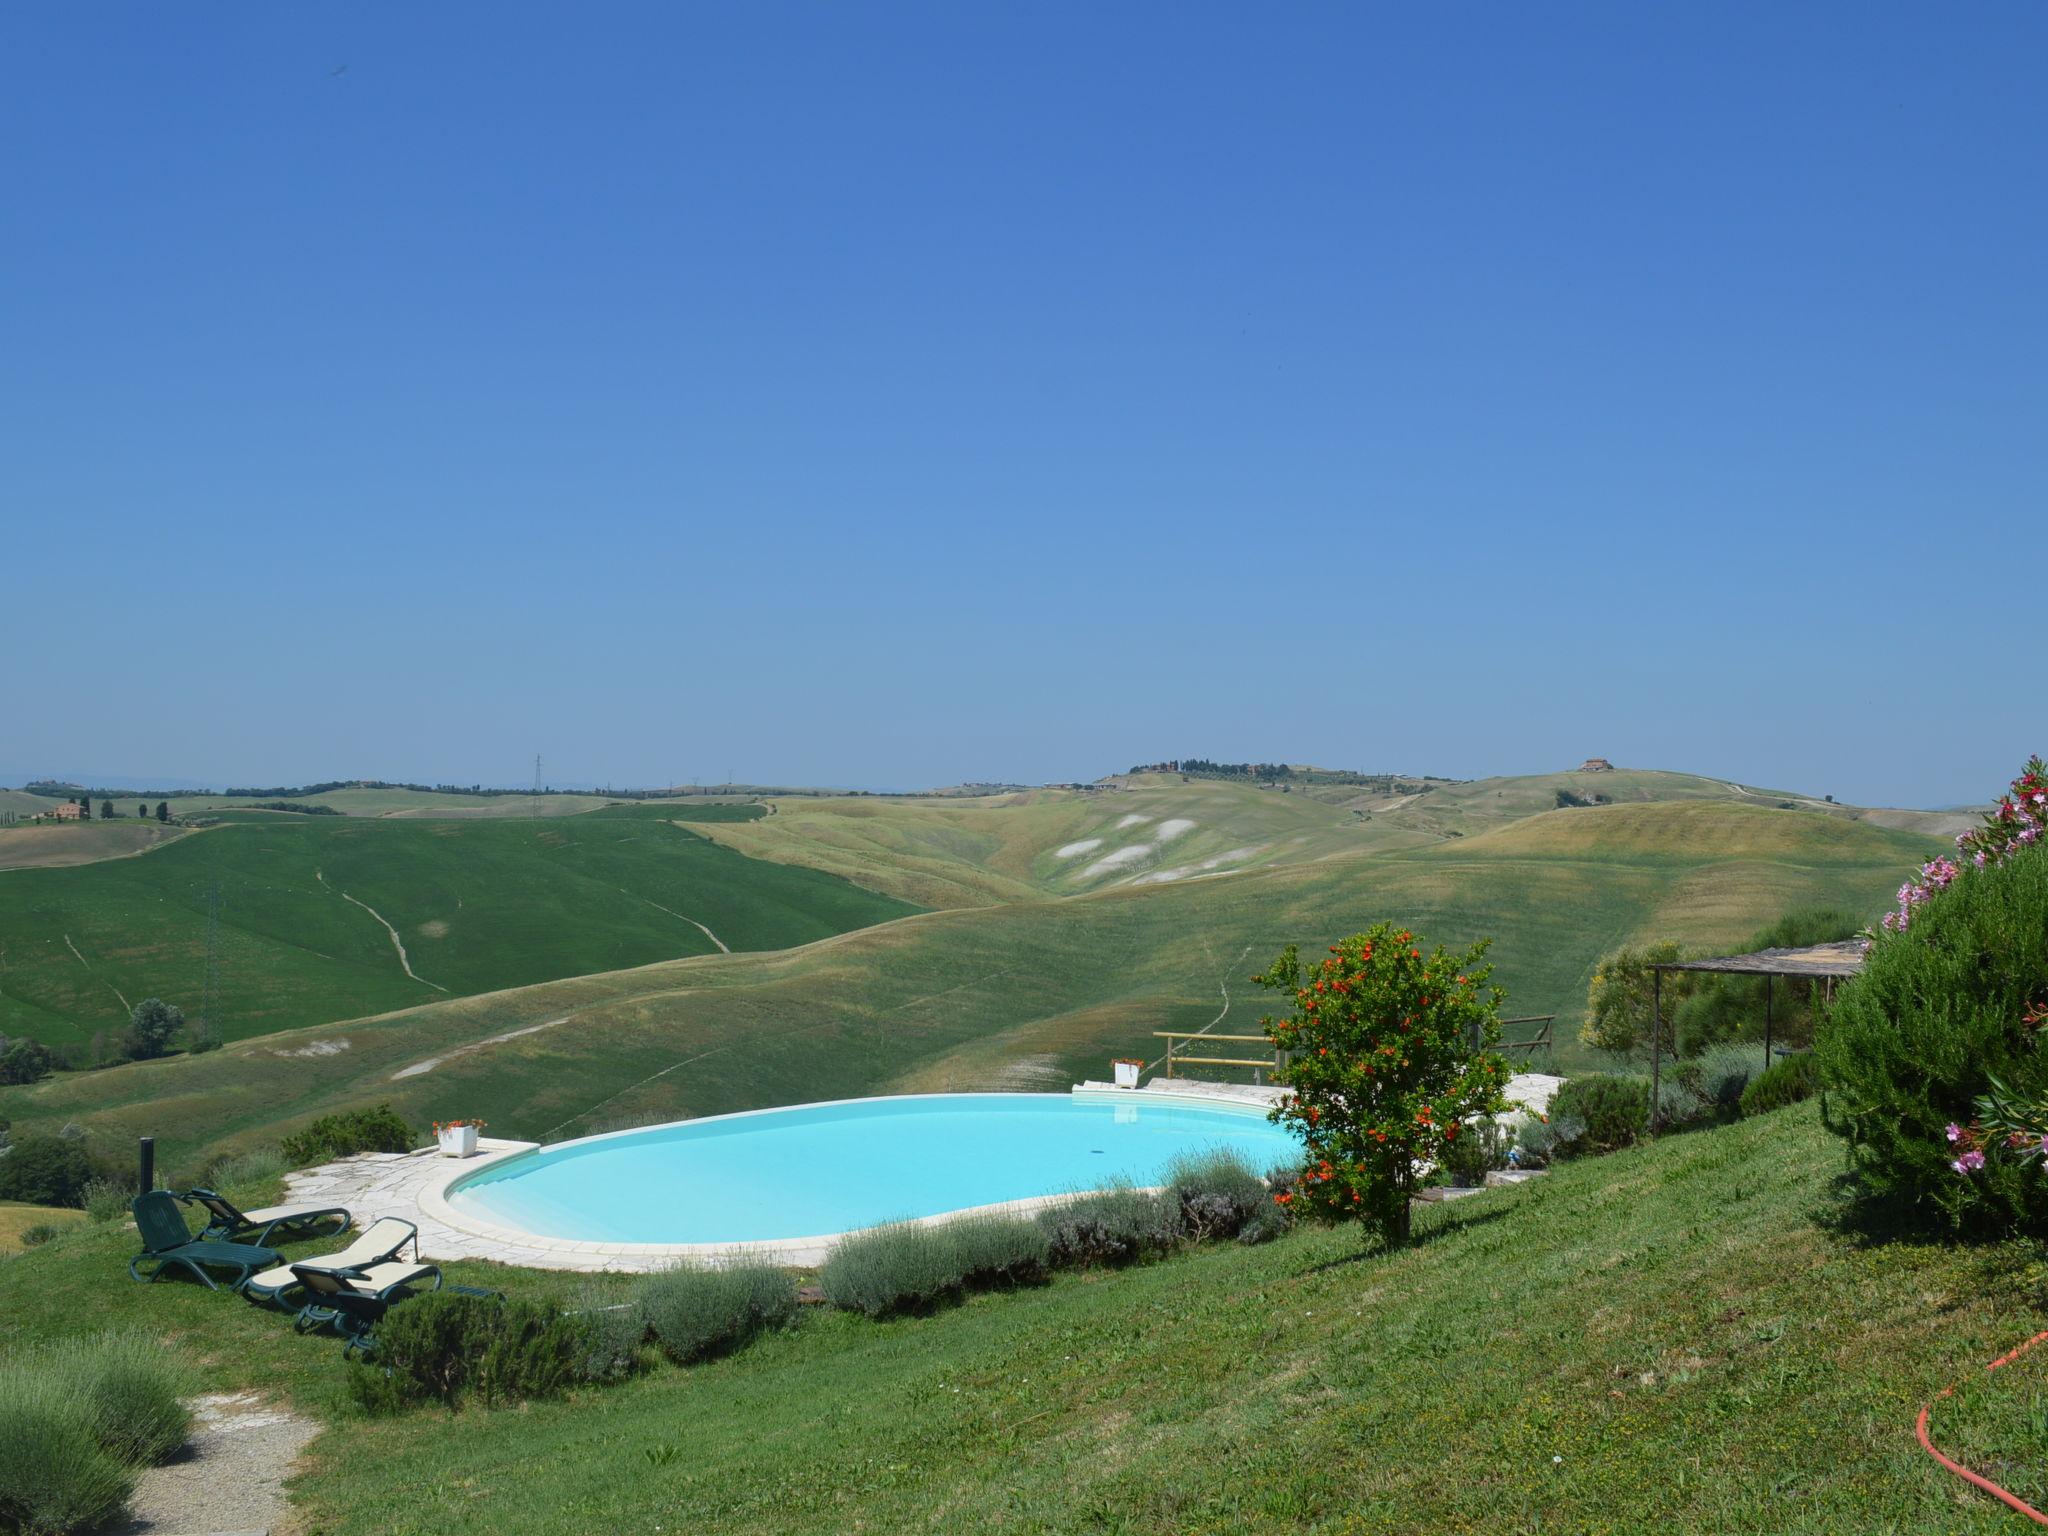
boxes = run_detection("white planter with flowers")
[436,1121,482,1158]
[1113,1059,1143,1089]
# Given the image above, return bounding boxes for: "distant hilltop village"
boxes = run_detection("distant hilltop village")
[1578,758,1615,772]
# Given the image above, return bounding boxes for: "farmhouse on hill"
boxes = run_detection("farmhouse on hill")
[44,799,85,821]
[1577,757,1615,772]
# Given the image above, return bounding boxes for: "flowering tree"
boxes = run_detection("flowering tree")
[1257,923,1511,1247]
[1820,756,2048,1233]
[1877,756,2047,936]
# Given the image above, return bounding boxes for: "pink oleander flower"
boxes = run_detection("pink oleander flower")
[1946,1123,1964,1143]
[1953,1149,1986,1175]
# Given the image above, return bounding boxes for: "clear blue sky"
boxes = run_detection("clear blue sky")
[4,5,2039,805]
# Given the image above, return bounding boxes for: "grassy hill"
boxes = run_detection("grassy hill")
[1,799,1937,1169]
[699,779,1405,909]
[703,768,1967,911]
[0,820,193,872]
[0,813,917,1049]
[1,1104,2039,1532]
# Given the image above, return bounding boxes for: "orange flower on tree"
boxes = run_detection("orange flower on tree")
[1255,921,1511,1248]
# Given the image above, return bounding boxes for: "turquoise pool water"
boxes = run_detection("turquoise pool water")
[447,1093,1302,1244]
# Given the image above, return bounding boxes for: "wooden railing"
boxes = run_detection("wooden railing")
[1153,1031,1282,1079]
[1152,1015,1555,1082]
[1492,1015,1556,1062]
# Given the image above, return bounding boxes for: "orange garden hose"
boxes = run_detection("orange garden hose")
[1917,1330,2048,1524]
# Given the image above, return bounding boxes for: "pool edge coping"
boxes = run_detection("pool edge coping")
[416,1086,1285,1268]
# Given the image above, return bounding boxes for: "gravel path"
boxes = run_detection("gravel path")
[117,1391,319,1536]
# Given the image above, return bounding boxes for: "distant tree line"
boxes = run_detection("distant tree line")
[245,801,342,816]
[1126,760,1458,792]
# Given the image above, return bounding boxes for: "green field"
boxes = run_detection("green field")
[0,814,918,1048]
[0,797,1937,1168]
[1,1104,2038,1532]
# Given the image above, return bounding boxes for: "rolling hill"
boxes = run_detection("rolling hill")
[0,812,918,1048]
[0,797,1940,1170]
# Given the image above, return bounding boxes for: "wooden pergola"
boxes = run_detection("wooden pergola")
[1648,940,1866,1126]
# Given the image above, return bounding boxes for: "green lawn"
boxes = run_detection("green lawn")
[0,813,919,1047]
[1,799,1936,1171]
[2,1105,2041,1532]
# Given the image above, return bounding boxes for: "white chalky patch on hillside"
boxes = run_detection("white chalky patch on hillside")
[1154,818,1196,842]
[1115,814,1151,829]
[274,1039,350,1058]
[1131,846,1261,885]
[1081,844,1155,877]
[1053,838,1103,859]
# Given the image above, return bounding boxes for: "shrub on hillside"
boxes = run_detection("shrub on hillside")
[1439,1117,1515,1186]
[0,1377,133,1536]
[280,1104,414,1167]
[821,1222,964,1317]
[1550,1075,1650,1156]
[1655,1076,1710,1129]
[79,1179,129,1224]
[0,1035,55,1086]
[197,1146,286,1198]
[571,1287,646,1382]
[21,1222,62,1247]
[349,1293,588,1412]
[1037,1186,1184,1269]
[0,1332,194,1535]
[1694,1043,1763,1118]
[1740,1053,1820,1118]
[1819,840,2048,1234]
[1511,1112,1557,1168]
[1580,942,1690,1057]
[639,1262,797,1361]
[34,1331,193,1469]
[1166,1149,1269,1238]
[943,1216,1052,1290]
[0,1134,92,1207]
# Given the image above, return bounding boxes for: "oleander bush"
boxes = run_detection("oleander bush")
[1740,1052,1820,1117]
[1550,1075,1650,1156]
[1036,1186,1184,1269]
[280,1104,414,1167]
[1819,826,2048,1236]
[639,1261,798,1361]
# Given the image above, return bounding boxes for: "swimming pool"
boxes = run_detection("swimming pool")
[442,1092,1302,1247]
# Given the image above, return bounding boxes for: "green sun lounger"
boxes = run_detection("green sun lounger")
[180,1187,352,1246]
[242,1217,420,1310]
[289,1257,503,1358]
[128,1190,281,1292]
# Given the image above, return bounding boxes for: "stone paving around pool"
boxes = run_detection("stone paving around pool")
[280,1137,614,1271]
[285,1075,1568,1275]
